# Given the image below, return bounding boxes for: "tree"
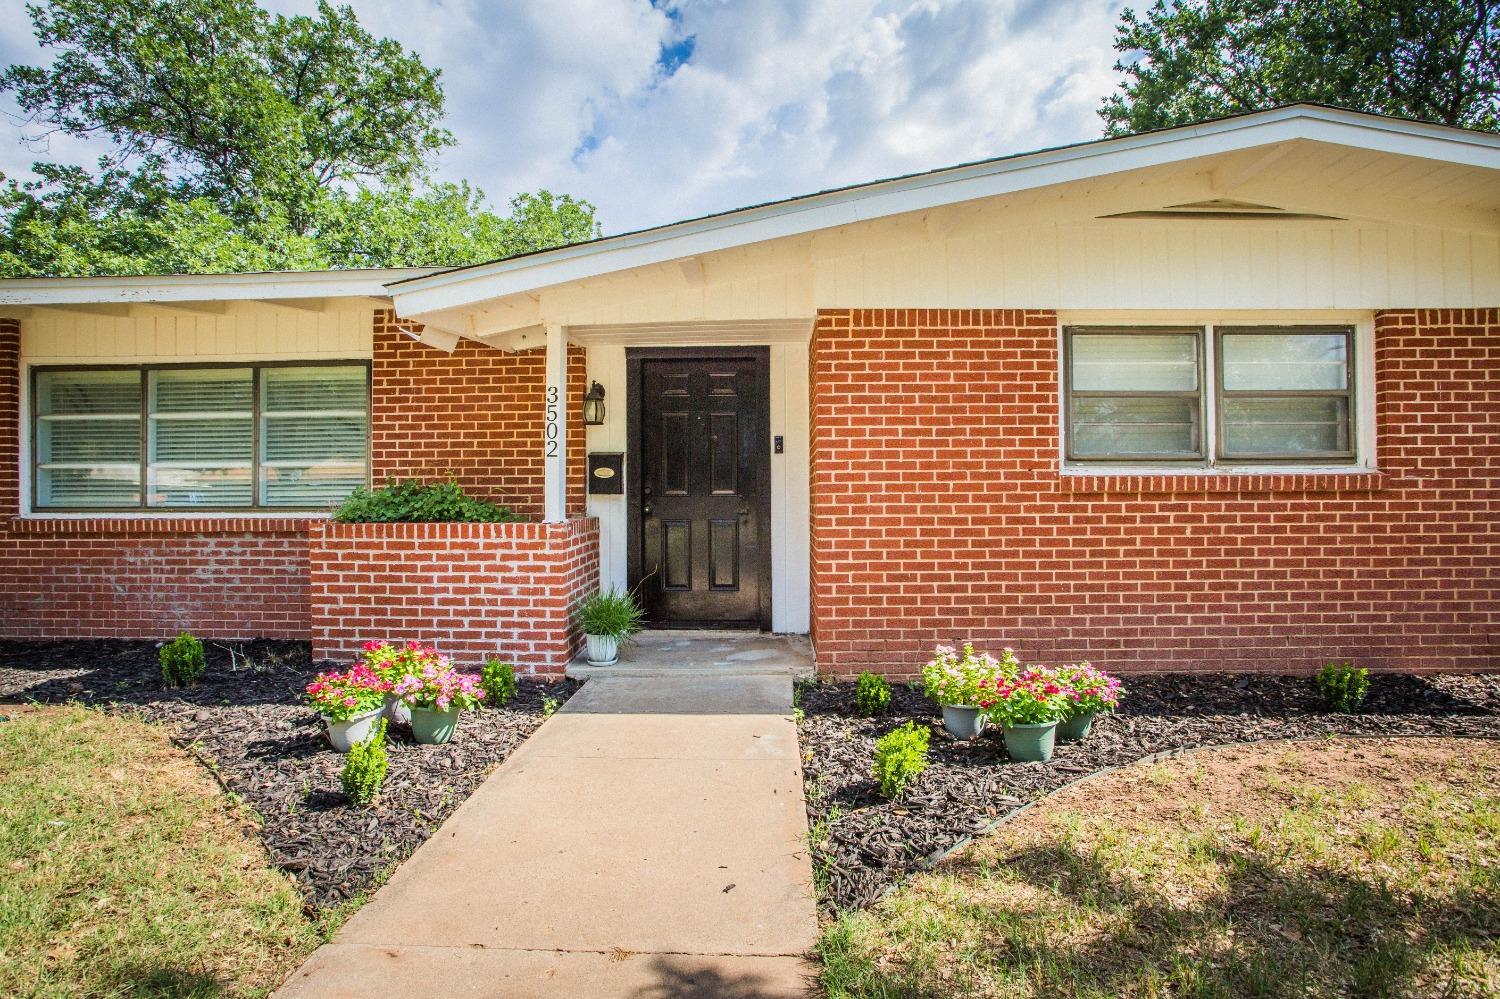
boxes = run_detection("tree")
[3,0,451,232]
[1100,0,1500,136]
[0,0,602,277]
[313,186,601,269]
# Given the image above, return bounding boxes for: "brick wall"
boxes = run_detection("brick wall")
[810,308,1500,676]
[372,310,586,518]
[308,518,599,674]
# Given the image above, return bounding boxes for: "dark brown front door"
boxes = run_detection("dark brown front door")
[628,348,770,629]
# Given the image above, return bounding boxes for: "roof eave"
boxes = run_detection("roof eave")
[0,266,444,306]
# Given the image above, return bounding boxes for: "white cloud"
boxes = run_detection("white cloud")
[0,0,1126,235]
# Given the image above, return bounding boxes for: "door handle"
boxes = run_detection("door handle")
[737,506,750,517]
[643,503,653,517]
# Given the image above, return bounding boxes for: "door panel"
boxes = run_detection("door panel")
[633,352,769,628]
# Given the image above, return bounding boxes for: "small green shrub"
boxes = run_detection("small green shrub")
[873,722,931,799]
[855,672,892,716]
[333,478,520,523]
[341,720,389,807]
[577,587,645,640]
[481,659,517,706]
[1316,661,1370,713]
[159,633,206,688]
[542,695,560,719]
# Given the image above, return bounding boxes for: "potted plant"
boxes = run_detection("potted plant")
[577,587,645,667]
[1054,662,1122,742]
[305,664,386,752]
[921,644,1016,740]
[982,668,1069,762]
[361,639,448,726]
[390,661,485,744]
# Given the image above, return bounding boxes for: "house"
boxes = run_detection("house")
[0,105,1496,676]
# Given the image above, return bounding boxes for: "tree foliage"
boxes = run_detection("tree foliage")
[1101,0,1500,136]
[0,0,601,276]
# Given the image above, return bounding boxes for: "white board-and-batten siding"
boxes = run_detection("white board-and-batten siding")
[516,217,1499,332]
[18,303,374,365]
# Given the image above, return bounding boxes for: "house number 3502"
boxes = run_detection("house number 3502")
[545,385,560,457]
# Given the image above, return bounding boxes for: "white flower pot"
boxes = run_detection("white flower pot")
[323,705,382,753]
[585,633,619,667]
[383,692,411,727]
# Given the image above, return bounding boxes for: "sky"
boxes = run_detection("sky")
[0,0,1128,236]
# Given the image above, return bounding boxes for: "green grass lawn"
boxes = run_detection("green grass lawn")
[0,705,326,999]
[820,738,1500,998]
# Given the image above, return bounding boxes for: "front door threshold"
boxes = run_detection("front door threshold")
[565,631,813,680]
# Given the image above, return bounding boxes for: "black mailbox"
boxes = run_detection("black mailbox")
[587,452,624,495]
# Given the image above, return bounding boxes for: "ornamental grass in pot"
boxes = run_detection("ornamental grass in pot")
[921,644,1018,740]
[982,668,1070,763]
[1054,662,1122,742]
[305,664,386,753]
[390,661,485,745]
[578,587,645,666]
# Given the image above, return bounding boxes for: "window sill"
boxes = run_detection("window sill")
[9,513,325,535]
[1057,468,1386,495]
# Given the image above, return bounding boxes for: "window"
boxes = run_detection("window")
[1063,325,1356,466]
[33,363,369,511]
[1216,328,1353,461]
[1065,328,1203,461]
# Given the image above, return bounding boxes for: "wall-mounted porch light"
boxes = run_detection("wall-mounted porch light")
[582,381,607,426]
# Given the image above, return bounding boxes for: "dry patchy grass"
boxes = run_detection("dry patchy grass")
[820,737,1500,998]
[0,705,325,998]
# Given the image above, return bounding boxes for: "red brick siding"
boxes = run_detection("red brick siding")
[371,310,586,518]
[0,319,18,516]
[308,518,599,674]
[809,308,1500,677]
[0,520,312,640]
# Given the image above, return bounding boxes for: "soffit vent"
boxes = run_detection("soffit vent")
[1100,198,1342,221]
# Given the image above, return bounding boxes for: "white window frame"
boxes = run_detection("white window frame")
[1056,311,1377,474]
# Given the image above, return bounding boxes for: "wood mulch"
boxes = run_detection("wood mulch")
[0,639,577,911]
[798,671,1500,914]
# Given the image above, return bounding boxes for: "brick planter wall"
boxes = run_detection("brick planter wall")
[308,518,599,674]
[810,307,1500,677]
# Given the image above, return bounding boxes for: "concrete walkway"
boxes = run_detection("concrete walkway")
[276,673,819,998]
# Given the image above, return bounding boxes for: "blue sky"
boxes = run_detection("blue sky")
[0,0,1128,235]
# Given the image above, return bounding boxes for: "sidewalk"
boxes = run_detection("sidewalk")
[276,674,819,998]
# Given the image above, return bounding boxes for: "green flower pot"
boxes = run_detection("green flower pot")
[1002,720,1059,763]
[940,703,987,741]
[1057,711,1096,742]
[410,705,461,745]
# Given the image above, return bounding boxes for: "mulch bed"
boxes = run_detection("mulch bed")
[0,639,577,910]
[799,671,1500,914]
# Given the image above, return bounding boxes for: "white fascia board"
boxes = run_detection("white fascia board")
[0,266,443,306]
[388,106,1500,316]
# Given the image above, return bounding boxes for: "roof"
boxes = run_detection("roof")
[386,105,1500,318]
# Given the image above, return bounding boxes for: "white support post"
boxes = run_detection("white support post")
[543,322,568,523]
